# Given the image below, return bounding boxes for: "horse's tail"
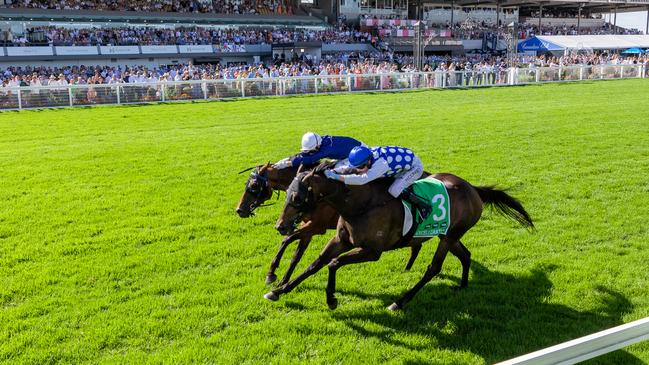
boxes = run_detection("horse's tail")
[474,186,534,229]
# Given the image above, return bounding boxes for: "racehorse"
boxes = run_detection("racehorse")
[266,163,534,310]
[236,163,423,286]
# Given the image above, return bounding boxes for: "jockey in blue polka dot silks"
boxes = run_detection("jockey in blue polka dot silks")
[273,132,364,170]
[325,145,432,219]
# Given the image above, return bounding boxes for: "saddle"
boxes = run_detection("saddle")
[401,178,450,238]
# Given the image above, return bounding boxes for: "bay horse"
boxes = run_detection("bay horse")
[266,163,534,310]
[236,163,423,286]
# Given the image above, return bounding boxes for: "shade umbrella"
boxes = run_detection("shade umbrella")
[622,48,645,54]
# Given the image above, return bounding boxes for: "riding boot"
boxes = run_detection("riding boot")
[400,188,432,220]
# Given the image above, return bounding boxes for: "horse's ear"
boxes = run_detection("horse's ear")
[260,162,270,172]
[296,163,305,174]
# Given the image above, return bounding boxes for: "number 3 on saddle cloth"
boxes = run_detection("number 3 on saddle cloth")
[402,178,451,238]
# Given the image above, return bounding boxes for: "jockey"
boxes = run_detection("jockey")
[324,145,432,219]
[273,132,363,169]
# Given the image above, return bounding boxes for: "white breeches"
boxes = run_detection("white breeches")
[388,156,424,198]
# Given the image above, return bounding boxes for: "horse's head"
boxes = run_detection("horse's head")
[236,164,275,218]
[275,162,340,235]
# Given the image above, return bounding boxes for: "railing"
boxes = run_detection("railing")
[0,64,646,111]
[496,317,649,365]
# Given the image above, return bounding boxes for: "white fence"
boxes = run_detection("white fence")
[1,64,647,111]
[496,317,649,365]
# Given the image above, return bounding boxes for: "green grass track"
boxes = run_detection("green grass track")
[1,79,649,364]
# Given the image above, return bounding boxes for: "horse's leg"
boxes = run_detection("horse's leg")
[264,236,351,301]
[388,238,451,311]
[266,231,301,285]
[326,247,382,309]
[277,235,312,287]
[404,243,422,271]
[448,240,471,288]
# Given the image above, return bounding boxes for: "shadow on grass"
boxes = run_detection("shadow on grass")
[327,261,639,364]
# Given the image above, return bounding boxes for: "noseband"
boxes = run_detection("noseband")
[243,168,279,214]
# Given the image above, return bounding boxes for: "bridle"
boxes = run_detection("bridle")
[239,166,280,215]
[283,171,343,229]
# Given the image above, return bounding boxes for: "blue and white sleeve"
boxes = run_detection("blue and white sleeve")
[340,159,391,185]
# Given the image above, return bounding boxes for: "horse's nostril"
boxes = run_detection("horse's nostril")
[236,208,247,217]
[276,224,287,234]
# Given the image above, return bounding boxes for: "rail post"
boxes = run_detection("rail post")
[17,88,22,110]
[68,86,73,107]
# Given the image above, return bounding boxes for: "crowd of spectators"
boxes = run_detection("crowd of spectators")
[0,51,646,88]
[518,23,643,38]
[0,52,646,107]
[1,26,372,46]
[1,0,293,14]
[360,14,644,41]
[1,17,642,48]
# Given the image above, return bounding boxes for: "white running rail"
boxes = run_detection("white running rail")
[495,317,649,365]
[0,64,646,111]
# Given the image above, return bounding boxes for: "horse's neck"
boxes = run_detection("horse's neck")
[267,166,297,191]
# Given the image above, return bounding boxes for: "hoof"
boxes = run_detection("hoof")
[265,274,277,285]
[387,303,402,311]
[264,291,279,301]
[327,297,338,310]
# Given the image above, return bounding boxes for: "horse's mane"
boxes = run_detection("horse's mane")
[314,160,338,174]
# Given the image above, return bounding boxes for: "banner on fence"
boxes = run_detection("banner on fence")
[141,45,179,54]
[6,47,54,56]
[55,46,99,56]
[100,45,140,55]
[178,45,214,54]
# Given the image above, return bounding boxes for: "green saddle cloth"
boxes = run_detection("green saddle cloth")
[402,178,451,238]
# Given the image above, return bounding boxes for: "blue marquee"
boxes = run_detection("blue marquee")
[517,37,564,52]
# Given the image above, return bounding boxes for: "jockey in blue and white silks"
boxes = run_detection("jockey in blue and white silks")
[274,132,364,170]
[325,145,431,218]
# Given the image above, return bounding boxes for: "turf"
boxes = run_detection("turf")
[1,79,648,364]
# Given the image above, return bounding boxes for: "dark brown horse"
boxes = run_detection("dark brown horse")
[236,163,423,286]
[266,164,534,310]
